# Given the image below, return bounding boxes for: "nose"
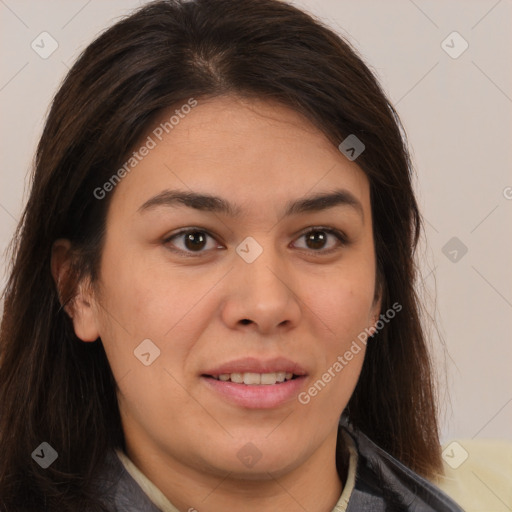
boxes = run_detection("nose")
[220,239,302,335]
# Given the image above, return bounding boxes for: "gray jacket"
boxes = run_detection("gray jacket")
[93,418,464,511]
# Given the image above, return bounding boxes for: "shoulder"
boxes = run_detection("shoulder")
[339,421,464,511]
[428,438,512,512]
[90,448,163,512]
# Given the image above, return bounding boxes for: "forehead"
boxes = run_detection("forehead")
[108,95,370,218]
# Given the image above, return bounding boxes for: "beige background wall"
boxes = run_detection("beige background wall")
[1,0,511,443]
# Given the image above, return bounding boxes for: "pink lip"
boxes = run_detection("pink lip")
[202,356,307,376]
[202,375,307,409]
[201,357,308,409]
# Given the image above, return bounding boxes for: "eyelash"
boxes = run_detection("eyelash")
[163,226,349,258]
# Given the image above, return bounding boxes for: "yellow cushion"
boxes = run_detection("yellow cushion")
[429,439,512,512]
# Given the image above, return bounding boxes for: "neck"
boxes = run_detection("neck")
[124,427,345,512]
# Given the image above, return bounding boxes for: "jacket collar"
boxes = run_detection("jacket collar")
[340,415,464,511]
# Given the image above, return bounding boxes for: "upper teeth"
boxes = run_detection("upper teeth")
[213,372,294,385]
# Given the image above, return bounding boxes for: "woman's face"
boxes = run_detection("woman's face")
[72,96,380,479]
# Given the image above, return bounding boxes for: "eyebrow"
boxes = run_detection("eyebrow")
[138,188,364,222]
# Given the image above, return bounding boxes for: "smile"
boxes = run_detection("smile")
[202,374,307,409]
[206,372,296,385]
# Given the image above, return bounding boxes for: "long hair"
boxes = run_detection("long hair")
[0,0,442,509]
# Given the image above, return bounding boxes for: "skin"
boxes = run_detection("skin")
[52,95,381,512]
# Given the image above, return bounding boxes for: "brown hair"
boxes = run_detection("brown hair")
[0,0,443,509]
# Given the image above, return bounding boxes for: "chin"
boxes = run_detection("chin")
[196,441,305,480]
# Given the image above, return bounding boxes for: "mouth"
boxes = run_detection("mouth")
[203,371,300,385]
[201,372,307,410]
[200,357,308,409]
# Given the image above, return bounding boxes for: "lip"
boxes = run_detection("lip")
[202,374,307,409]
[201,356,308,409]
[202,356,307,376]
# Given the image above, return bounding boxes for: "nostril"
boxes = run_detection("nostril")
[240,319,251,325]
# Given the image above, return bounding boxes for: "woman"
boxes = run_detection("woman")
[0,0,465,510]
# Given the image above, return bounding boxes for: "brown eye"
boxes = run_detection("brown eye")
[165,229,220,255]
[305,231,328,250]
[183,231,208,251]
[293,228,347,253]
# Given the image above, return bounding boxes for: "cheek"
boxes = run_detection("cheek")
[312,273,376,345]
[95,246,222,379]
[298,284,371,423]
[301,269,375,398]
[301,230,378,343]
[98,239,192,334]
[94,260,203,431]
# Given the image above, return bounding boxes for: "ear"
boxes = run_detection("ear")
[51,239,100,342]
